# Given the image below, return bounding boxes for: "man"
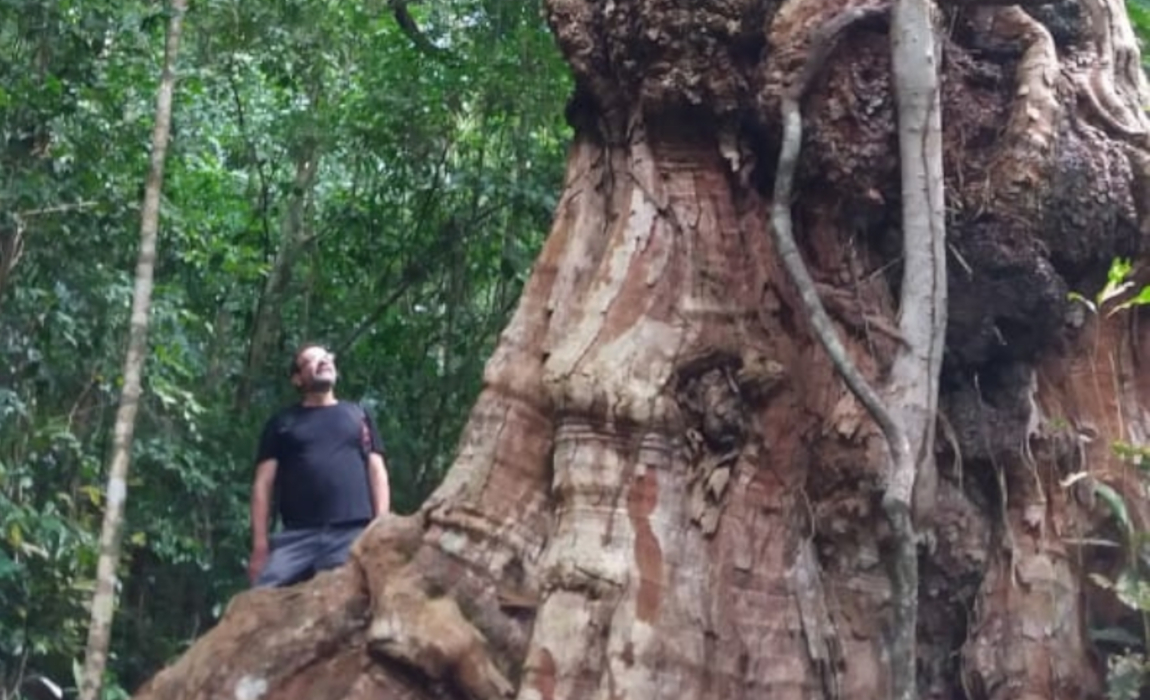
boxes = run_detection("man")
[247,343,390,587]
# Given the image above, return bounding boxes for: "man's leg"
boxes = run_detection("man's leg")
[253,528,322,588]
[313,525,365,573]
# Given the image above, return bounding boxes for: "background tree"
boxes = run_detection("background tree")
[77,1,187,698]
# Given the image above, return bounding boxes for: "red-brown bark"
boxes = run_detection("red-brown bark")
[134,0,1150,698]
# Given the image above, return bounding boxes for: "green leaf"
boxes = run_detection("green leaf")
[1128,0,1150,43]
[1109,285,1150,316]
[1099,257,1136,306]
[0,549,21,579]
[1109,257,1134,286]
[1107,651,1147,700]
[1068,291,1098,315]
[7,522,23,548]
[1113,441,1150,469]
[1096,481,1132,534]
[1115,570,1150,612]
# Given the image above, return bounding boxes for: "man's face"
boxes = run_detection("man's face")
[293,346,338,392]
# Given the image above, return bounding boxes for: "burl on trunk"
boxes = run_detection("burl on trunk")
[134,0,1150,698]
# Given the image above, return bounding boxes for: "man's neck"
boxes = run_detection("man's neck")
[300,392,337,407]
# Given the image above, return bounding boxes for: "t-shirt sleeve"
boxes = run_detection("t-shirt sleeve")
[255,415,281,466]
[363,408,387,459]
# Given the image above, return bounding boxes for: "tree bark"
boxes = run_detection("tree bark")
[79,1,188,698]
[134,0,1150,699]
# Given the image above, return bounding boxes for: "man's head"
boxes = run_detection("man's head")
[290,343,338,394]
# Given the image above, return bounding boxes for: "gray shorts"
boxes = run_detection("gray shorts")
[253,524,365,588]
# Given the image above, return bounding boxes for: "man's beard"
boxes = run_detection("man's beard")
[303,376,335,393]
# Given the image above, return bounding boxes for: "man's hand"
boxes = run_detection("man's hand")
[249,459,277,585]
[248,542,269,584]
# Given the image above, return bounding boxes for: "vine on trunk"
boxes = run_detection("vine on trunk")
[769,2,948,697]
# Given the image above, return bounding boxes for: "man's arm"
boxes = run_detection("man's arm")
[248,458,277,582]
[367,452,390,517]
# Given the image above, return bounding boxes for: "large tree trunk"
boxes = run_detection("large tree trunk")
[135,0,1150,698]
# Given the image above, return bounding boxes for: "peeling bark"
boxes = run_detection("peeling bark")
[134,1,1150,699]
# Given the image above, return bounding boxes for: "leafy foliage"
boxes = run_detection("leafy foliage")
[0,0,570,694]
[1068,257,1150,316]
[1128,0,1150,67]
[1073,252,1150,697]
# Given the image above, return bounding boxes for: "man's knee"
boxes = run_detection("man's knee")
[252,529,321,588]
[253,558,310,588]
[315,526,364,571]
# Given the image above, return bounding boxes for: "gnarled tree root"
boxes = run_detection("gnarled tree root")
[354,515,515,700]
[979,6,1061,199]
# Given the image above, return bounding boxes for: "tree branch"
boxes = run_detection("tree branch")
[225,60,273,253]
[17,201,97,218]
[389,0,451,60]
[334,203,503,356]
[1,201,98,314]
[334,261,430,356]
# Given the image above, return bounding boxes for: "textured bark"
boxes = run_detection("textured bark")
[134,0,1150,698]
[80,1,187,698]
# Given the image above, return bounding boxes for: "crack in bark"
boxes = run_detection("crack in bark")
[677,350,786,536]
[791,539,845,700]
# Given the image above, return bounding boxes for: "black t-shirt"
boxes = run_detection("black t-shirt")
[255,401,385,529]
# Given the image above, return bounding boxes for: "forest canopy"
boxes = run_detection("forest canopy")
[1,0,569,695]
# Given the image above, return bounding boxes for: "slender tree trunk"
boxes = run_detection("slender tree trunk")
[0,216,26,315]
[133,1,1150,699]
[234,142,319,413]
[78,1,187,698]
